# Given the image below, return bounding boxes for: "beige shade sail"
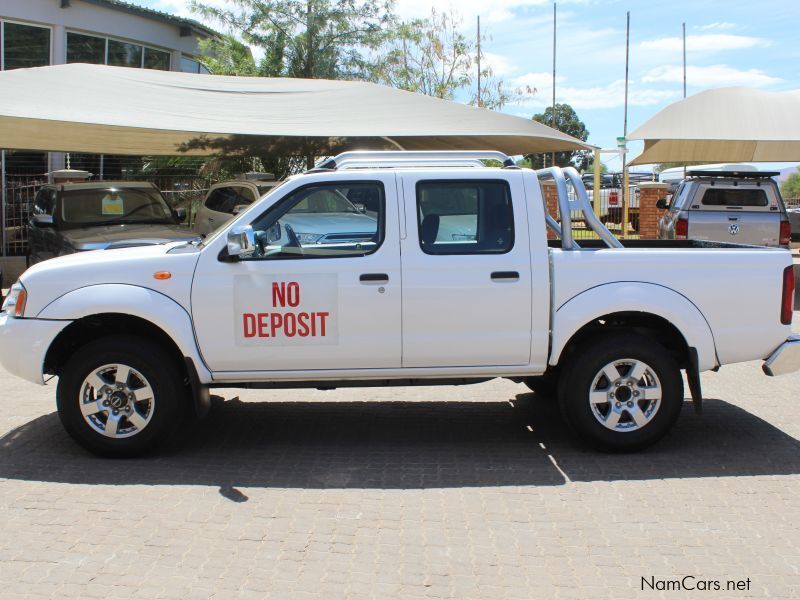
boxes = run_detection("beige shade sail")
[628,87,800,165]
[0,63,591,156]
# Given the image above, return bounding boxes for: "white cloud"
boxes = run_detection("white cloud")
[481,52,517,77]
[698,22,737,31]
[642,64,782,87]
[640,33,769,53]
[392,0,549,23]
[510,76,679,110]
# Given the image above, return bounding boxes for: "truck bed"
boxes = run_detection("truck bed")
[547,239,782,250]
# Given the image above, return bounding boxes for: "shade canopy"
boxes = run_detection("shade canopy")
[628,87,800,165]
[0,63,591,156]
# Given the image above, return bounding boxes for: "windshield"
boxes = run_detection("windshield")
[60,187,175,228]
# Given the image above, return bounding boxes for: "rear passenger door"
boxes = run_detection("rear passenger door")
[399,172,532,368]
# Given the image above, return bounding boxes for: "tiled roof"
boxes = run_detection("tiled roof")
[78,0,220,38]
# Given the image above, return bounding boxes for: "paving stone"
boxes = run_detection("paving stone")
[0,348,798,598]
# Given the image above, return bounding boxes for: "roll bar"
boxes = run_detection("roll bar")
[536,166,623,249]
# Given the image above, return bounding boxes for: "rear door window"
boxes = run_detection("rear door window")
[701,187,769,208]
[416,181,513,254]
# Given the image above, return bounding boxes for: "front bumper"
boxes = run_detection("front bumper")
[0,314,71,384]
[763,334,800,376]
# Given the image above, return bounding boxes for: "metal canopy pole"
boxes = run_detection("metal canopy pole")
[622,11,630,238]
[1,150,6,258]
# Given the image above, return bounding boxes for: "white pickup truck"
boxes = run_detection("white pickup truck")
[1,151,798,457]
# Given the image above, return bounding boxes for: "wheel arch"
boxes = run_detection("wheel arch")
[550,282,718,372]
[38,284,211,383]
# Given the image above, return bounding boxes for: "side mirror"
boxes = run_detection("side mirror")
[32,214,54,228]
[227,225,256,259]
[655,198,669,210]
[174,207,187,223]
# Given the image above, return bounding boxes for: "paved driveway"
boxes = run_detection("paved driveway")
[0,356,798,598]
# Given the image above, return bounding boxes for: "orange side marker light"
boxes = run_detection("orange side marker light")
[153,271,172,280]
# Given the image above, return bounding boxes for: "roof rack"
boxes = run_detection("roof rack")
[311,150,517,171]
[686,170,780,178]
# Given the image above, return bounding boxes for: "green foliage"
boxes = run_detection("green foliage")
[196,35,260,76]
[367,9,531,109]
[526,103,590,170]
[781,167,800,199]
[190,0,391,79]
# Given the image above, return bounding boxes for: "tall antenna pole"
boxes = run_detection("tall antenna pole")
[551,2,557,168]
[682,22,687,98]
[622,11,630,238]
[477,15,481,108]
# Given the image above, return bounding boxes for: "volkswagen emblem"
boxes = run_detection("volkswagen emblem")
[729,224,739,235]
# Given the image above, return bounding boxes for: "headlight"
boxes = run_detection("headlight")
[2,282,27,318]
[295,232,323,244]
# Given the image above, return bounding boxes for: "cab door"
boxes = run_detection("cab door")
[399,172,532,368]
[191,174,401,372]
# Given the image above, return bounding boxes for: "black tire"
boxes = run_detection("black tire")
[56,335,184,457]
[523,374,558,398]
[558,332,684,452]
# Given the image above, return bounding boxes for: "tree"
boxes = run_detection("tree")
[781,167,800,199]
[191,0,390,80]
[367,10,530,110]
[525,103,589,170]
[191,0,392,169]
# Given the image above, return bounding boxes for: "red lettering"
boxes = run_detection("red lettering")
[317,311,329,336]
[272,282,286,307]
[258,313,270,337]
[270,313,283,335]
[297,312,310,337]
[243,313,256,338]
[287,282,300,307]
[284,312,296,337]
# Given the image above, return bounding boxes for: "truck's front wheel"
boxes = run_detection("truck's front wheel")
[559,333,684,452]
[57,336,183,457]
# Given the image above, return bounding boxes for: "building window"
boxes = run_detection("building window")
[180,55,210,74]
[1,21,51,70]
[107,39,142,68]
[66,32,105,64]
[144,47,170,70]
[65,31,171,70]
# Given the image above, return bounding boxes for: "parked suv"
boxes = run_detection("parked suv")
[658,170,790,247]
[194,175,281,236]
[26,181,199,266]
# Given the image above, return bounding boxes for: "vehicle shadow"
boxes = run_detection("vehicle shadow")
[0,393,797,490]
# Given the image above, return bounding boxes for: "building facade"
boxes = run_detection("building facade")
[1,0,217,177]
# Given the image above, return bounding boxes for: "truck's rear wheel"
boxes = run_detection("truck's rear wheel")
[558,333,683,452]
[56,336,183,457]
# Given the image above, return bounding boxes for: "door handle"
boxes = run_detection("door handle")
[491,271,519,281]
[360,273,389,283]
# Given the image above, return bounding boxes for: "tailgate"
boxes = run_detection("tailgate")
[689,210,780,246]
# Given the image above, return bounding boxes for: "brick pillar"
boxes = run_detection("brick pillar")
[637,182,670,239]
[541,182,560,240]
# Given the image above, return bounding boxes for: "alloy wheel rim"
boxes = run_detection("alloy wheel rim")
[78,363,155,438]
[589,358,662,432]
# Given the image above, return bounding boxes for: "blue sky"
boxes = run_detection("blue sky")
[144,0,799,170]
